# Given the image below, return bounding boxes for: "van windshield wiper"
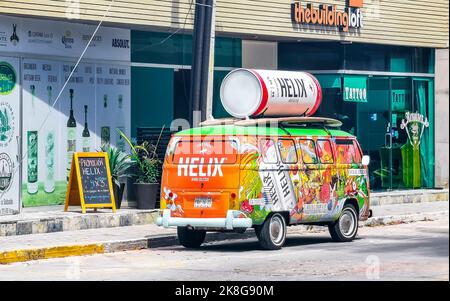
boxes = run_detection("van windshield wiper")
[279,122,292,136]
[322,125,332,137]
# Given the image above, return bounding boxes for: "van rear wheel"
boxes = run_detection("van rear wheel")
[328,203,359,242]
[177,227,206,248]
[258,213,287,250]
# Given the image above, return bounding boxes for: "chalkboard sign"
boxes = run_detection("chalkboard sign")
[64,152,116,213]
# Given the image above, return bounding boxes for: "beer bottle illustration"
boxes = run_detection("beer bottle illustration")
[82,105,91,152]
[116,95,125,152]
[101,94,110,148]
[66,89,76,181]
[10,24,19,46]
[44,85,55,193]
[27,85,38,194]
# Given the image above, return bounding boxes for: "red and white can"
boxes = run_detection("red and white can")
[220,69,322,118]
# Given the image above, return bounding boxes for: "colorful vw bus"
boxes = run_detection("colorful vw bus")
[157,117,371,250]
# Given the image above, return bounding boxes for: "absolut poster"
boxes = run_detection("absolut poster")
[21,60,131,207]
[0,15,130,61]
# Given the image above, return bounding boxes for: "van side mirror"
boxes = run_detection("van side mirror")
[362,155,370,166]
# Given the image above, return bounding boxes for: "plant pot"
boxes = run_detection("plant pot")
[134,183,158,209]
[113,182,126,209]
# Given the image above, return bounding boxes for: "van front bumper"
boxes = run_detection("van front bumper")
[156,209,253,230]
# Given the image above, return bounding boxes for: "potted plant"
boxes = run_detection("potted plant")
[100,145,134,209]
[119,130,162,209]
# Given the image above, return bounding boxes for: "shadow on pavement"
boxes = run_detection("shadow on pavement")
[160,235,340,253]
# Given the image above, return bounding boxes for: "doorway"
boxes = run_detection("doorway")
[358,76,433,191]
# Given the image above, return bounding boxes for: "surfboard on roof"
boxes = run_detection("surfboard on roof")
[200,116,343,128]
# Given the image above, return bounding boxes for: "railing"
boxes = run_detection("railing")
[136,127,174,208]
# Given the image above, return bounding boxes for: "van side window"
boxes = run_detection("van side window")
[353,140,363,163]
[298,139,318,164]
[277,139,298,164]
[259,138,278,163]
[335,139,360,164]
[316,139,334,164]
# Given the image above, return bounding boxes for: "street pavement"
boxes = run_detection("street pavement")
[0,216,448,281]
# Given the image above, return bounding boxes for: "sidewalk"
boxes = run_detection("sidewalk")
[2,189,447,237]
[1,201,448,264]
[0,206,158,237]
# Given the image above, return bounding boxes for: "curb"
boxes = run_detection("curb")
[2,190,447,237]
[370,189,448,206]
[0,244,105,264]
[0,211,160,237]
[362,211,449,227]
[1,211,447,265]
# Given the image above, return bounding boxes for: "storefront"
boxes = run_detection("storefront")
[0,0,448,214]
[0,15,132,213]
[277,42,436,191]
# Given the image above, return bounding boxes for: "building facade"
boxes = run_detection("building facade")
[0,0,448,213]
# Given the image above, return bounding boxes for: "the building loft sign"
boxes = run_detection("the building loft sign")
[292,0,364,32]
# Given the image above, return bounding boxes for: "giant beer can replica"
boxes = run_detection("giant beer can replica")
[220,69,322,118]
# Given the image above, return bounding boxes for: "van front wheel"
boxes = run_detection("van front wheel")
[258,213,287,250]
[328,204,359,242]
[177,227,206,248]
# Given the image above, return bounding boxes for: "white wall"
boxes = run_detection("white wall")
[435,48,449,188]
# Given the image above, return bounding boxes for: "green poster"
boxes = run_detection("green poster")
[0,62,16,95]
[343,75,368,103]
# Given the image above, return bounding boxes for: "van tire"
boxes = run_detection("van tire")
[177,227,206,248]
[328,203,359,242]
[258,213,287,250]
[254,225,262,240]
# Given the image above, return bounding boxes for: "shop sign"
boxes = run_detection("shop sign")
[401,112,429,149]
[292,0,364,32]
[343,75,367,103]
[64,152,116,214]
[0,15,130,61]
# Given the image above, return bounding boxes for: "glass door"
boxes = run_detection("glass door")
[358,77,391,190]
[390,78,413,190]
[409,78,434,188]
[358,76,415,191]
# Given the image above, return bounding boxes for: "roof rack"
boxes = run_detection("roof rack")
[200,116,342,128]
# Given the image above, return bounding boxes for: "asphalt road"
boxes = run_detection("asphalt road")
[1,217,448,281]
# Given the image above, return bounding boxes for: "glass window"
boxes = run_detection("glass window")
[298,139,318,164]
[131,30,242,67]
[277,139,297,164]
[278,42,343,70]
[260,138,278,163]
[316,140,334,164]
[172,139,238,164]
[353,140,363,163]
[335,139,361,164]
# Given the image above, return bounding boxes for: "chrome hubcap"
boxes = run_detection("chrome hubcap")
[339,209,356,238]
[270,215,285,245]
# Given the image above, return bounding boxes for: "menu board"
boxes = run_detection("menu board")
[64,152,116,213]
